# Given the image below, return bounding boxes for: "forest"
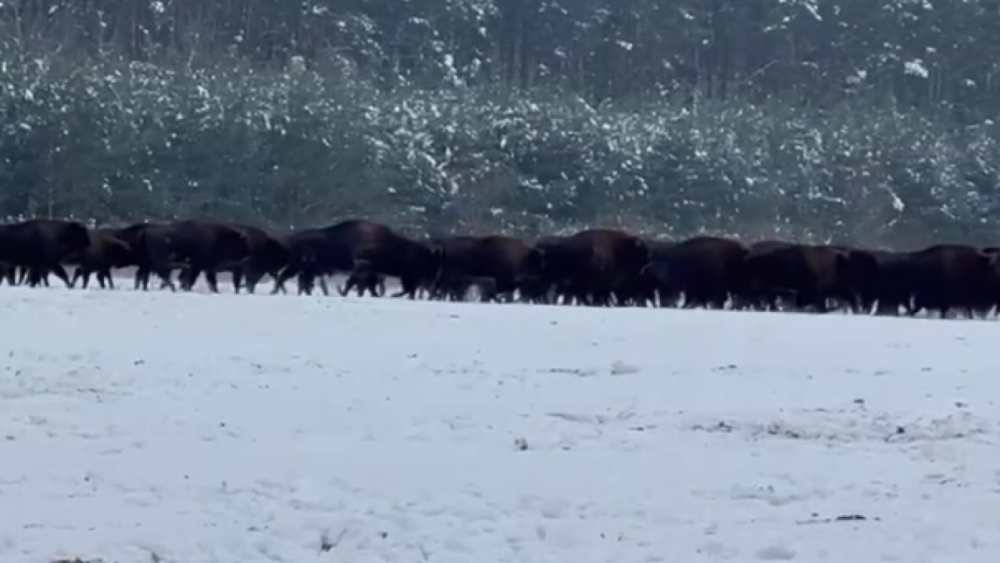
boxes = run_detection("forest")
[2,0,1000,246]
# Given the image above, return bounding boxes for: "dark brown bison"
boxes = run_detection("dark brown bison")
[906,244,993,319]
[433,235,544,302]
[175,223,289,294]
[171,220,253,292]
[276,219,440,298]
[0,218,92,288]
[826,245,882,313]
[68,228,134,289]
[982,247,1000,316]
[867,249,917,316]
[430,236,490,301]
[622,239,677,307]
[274,220,379,295]
[272,229,338,295]
[744,243,863,313]
[535,229,651,307]
[110,222,179,290]
[516,274,554,305]
[236,225,290,294]
[736,241,799,310]
[349,233,443,300]
[114,220,251,293]
[638,236,749,310]
[528,236,572,304]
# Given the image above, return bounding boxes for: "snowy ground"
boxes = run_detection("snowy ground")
[2,283,1000,563]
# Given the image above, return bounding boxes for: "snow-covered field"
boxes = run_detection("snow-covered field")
[2,284,1000,563]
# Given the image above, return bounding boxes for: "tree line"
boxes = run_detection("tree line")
[1,0,999,247]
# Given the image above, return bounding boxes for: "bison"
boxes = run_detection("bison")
[744,243,862,313]
[276,220,440,298]
[68,228,134,289]
[0,218,91,288]
[534,230,651,307]
[640,236,749,310]
[432,235,544,303]
[906,244,993,319]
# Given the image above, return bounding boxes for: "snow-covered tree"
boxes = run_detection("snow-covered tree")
[1,0,999,245]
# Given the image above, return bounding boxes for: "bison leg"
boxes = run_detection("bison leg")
[243,268,263,294]
[25,265,50,288]
[203,268,221,293]
[808,293,831,314]
[874,299,897,316]
[296,274,311,295]
[296,265,325,296]
[393,273,426,299]
[25,267,39,287]
[475,279,498,303]
[912,294,946,319]
[356,274,381,297]
[98,268,114,289]
[492,275,518,303]
[155,268,177,291]
[22,266,42,287]
[251,269,278,294]
[231,267,244,294]
[70,267,84,289]
[134,266,148,290]
[49,263,73,288]
[264,268,285,293]
[271,274,288,294]
[273,264,301,294]
[337,272,360,297]
[395,274,425,299]
[590,286,612,307]
[452,280,473,301]
[358,274,382,297]
[390,285,412,299]
[176,269,191,290]
[297,272,318,296]
[179,265,200,291]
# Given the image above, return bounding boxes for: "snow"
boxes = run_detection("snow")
[2,285,1000,563]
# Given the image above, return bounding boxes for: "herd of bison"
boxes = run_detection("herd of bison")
[2,216,1000,319]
